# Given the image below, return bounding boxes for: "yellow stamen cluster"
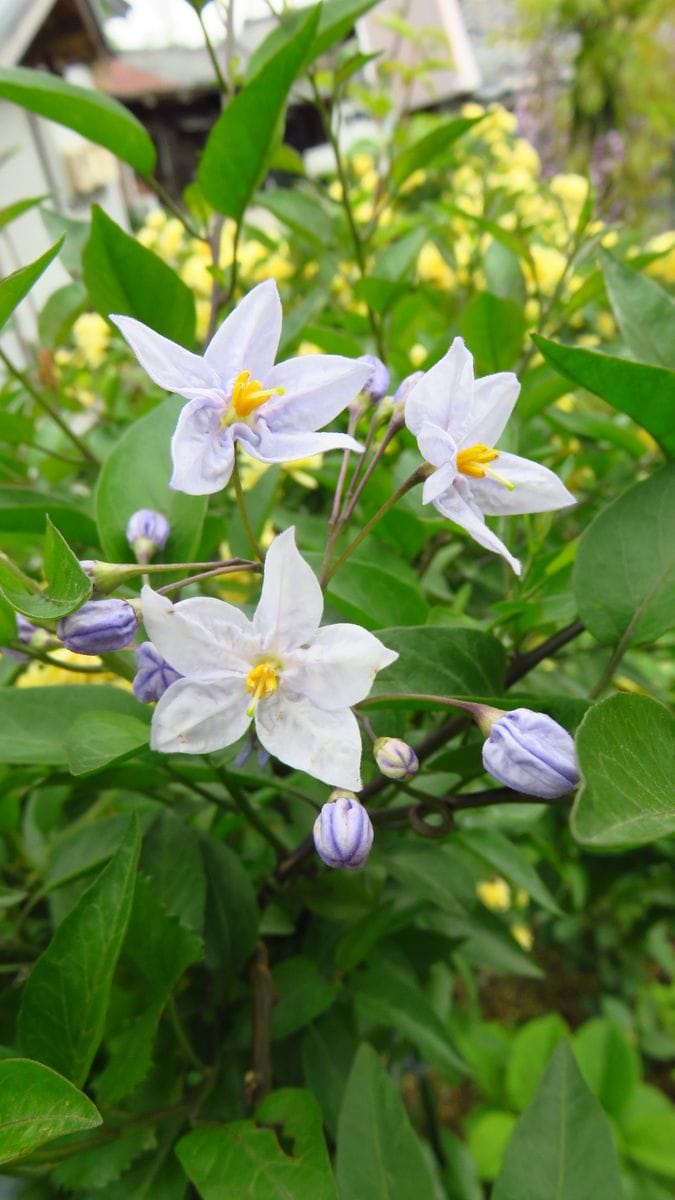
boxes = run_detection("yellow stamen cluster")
[229,369,284,420]
[245,662,279,717]
[456,443,515,491]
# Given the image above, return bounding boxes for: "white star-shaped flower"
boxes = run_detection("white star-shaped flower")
[111,279,369,496]
[141,528,398,790]
[405,337,575,574]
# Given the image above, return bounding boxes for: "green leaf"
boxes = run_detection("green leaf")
[600,250,675,368]
[335,1043,437,1200]
[0,194,48,233]
[0,1058,101,1165]
[201,836,258,980]
[467,1110,517,1181]
[199,6,320,220]
[460,292,526,372]
[83,206,195,344]
[0,66,155,175]
[38,280,86,347]
[533,334,675,458]
[246,0,379,80]
[65,712,151,777]
[572,694,675,849]
[505,1014,568,1110]
[0,487,97,542]
[0,686,146,766]
[391,116,482,189]
[141,808,206,934]
[320,558,428,630]
[573,1018,640,1120]
[95,873,203,1104]
[95,395,207,564]
[257,188,336,247]
[53,1127,154,1191]
[0,517,92,620]
[352,962,466,1075]
[366,626,506,706]
[272,956,339,1040]
[492,1042,623,1200]
[177,1088,337,1200]
[0,239,63,331]
[41,208,90,277]
[18,818,140,1086]
[454,829,562,915]
[623,1107,675,1178]
[573,465,675,647]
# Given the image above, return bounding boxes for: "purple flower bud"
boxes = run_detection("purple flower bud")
[126,509,170,563]
[359,354,390,402]
[482,708,580,799]
[373,736,419,781]
[57,599,139,655]
[133,640,182,702]
[16,614,38,645]
[313,792,374,870]
[393,370,424,406]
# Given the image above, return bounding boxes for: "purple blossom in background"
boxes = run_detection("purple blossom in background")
[126,509,170,559]
[359,354,390,402]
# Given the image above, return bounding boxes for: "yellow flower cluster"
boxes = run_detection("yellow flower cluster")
[15,648,132,689]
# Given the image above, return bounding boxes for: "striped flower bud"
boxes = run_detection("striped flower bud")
[373,736,419,781]
[359,354,390,402]
[57,599,139,655]
[481,707,579,799]
[126,509,170,563]
[133,641,182,702]
[392,370,424,407]
[313,792,374,870]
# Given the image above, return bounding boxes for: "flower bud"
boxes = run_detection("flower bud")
[373,736,419,781]
[133,640,182,702]
[16,614,38,645]
[313,792,374,870]
[393,370,424,407]
[57,599,139,655]
[359,354,390,402]
[79,559,144,597]
[126,509,170,563]
[481,708,579,799]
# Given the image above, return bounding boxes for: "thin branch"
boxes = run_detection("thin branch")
[0,348,99,465]
[506,619,585,686]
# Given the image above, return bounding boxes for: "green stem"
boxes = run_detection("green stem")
[145,176,206,242]
[156,560,261,595]
[232,457,264,562]
[198,8,230,96]
[214,764,287,857]
[167,997,206,1071]
[321,466,426,586]
[0,348,99,465]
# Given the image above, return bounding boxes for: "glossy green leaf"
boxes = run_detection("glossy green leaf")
[533,334,675,458]
[600,250,675,368]
[65,711,151,776]
[18,818,140,1085]
[272,956,339,1040]
[335,1043,437,1200]
[391,116,482,188]
[506,1014,568,1110]
[0,1058,101,1165]
[492,1042,622,1200]
[177,1089,337,1200]
[141,808,206,934]
[0,517,91,620]
[258,187,336,247]
[95,395,207,564]
[365,625,506,706]
[573,465,675,647]
[0,66,155,175]
[199,7,320,220]
[0,239,63,331]
[95,873,203,1105]
[572,694,675,848]
[573,1018,640,1120]
[460,292,526,372]
[83,206,195,344]
[0,194,48,233]
[352,962,466,1075]
[246,0,379,80]
[320,558,428,630]
[0,686,145,765]
[454,829,562,915]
